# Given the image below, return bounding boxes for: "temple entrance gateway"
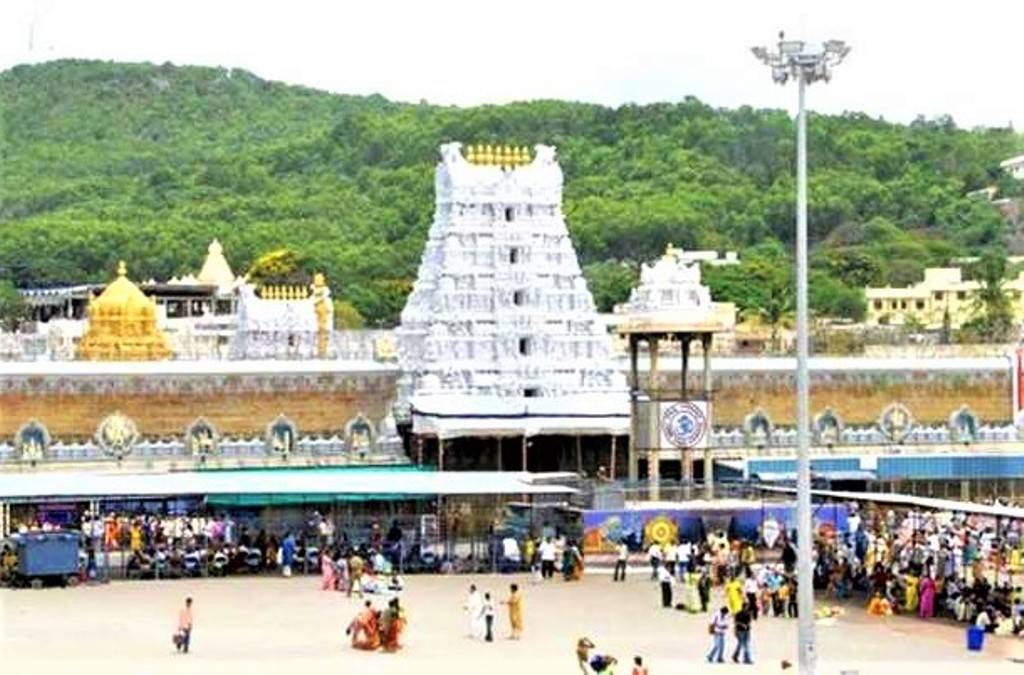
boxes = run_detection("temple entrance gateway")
[397,143,628,473]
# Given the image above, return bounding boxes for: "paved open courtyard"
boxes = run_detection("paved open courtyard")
[2,573,1022,674]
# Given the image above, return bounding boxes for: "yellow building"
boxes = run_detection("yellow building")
[76,261,174,361]
[865,267,1024,330]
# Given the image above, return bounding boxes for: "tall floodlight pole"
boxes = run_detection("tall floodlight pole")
[752,34,850,675]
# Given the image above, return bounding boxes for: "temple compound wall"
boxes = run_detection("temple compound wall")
[646,356,1014,428]
[0,362,398,440]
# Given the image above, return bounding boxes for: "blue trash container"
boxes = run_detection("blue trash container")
[967,625,985,651]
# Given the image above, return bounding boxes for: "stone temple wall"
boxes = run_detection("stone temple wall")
[0,369,398,440]
[650,367,1013,427]
[1,358,1014,443]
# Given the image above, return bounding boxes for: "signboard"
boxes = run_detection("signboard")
[659,401,710,449]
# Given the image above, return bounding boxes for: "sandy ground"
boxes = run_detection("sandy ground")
[3,572,1023,675]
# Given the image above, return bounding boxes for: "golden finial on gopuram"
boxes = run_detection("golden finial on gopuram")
[483,144,495,165]
[465,144,477,163]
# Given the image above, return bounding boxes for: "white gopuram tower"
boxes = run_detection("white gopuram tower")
[397,143,627,464]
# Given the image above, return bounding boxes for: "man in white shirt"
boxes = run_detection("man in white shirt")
[648,542,664,580]
[677,540,692,577]
[743,573,761,620]
[538,538,557,579]
[665,542,679,577]
[614,541,628,582]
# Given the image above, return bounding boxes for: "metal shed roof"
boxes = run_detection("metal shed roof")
[0,467,577,503]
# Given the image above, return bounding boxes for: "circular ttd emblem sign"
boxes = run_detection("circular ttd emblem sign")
[661,402,708,448]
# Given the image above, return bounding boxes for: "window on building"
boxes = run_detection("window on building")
[934,292,944,300]
[916,300,925,310]
[899,301,907,310]
[518,337,531,356]
[524,388,539,398]
[891,301,899,310]
[873,300,883,310]
[513,289,526,306]
[505,206,515,222]
[957,291,967,300]
[509,247,522,264]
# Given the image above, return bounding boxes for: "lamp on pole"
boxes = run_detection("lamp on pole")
[752,32,850,675]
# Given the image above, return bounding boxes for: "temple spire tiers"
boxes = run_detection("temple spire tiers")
[397,142,627,473]
[75,261,174,361]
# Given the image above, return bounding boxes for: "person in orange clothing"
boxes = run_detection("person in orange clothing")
[174,597,194,654]
[503,583,524,640]
[104,514,118,551]
[380,598,407,652]
[347,600,380,650]
[867,592,893,616]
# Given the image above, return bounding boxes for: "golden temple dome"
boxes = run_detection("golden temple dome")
[76,261,174,361]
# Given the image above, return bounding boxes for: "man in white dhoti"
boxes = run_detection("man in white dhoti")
[464,584,485,639]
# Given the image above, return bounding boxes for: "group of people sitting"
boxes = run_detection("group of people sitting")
[319,546,404,597]
[814,503,1024,636]
[346,598,407,652]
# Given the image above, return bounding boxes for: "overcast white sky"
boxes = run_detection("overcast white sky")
[2,0,1022,129]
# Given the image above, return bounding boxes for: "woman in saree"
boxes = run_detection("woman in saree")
[563,541,584,581]
[903,573,919,613]
[918,575,936,619]
[347,601,381,650]
[681,570,701,613]
[320,551,336,591]
[380,598,407,652]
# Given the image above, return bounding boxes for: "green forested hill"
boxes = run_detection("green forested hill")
[1,59,1020,326]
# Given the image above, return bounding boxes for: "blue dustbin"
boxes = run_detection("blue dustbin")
[967,626,985,651]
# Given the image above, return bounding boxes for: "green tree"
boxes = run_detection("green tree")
[1,60,1022,327]
[0,280,27,331]
[582,261,636,312]
[963,248,1014,342]
[333,299,366,329]
[809,271,866,322]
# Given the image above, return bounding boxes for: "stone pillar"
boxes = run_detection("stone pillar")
[628,335,640,483]
[681,334,693,499]
[649,336,661,501]
[496,437,503,472]
[681,333,690,399]
[416,435,424,466]
[438,437,446,472]
[960,480,970,501]
[521,435,529,473]
[575,434,583,475]
[609,434,617,481]
[702,332,714,501]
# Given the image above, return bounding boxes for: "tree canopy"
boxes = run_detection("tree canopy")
[1,60,1021,326]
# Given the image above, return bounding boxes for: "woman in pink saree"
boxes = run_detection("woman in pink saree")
[918,575,936,619]
[320,551,337,591]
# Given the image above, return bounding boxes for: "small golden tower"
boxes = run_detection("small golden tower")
[76,261,174,361]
